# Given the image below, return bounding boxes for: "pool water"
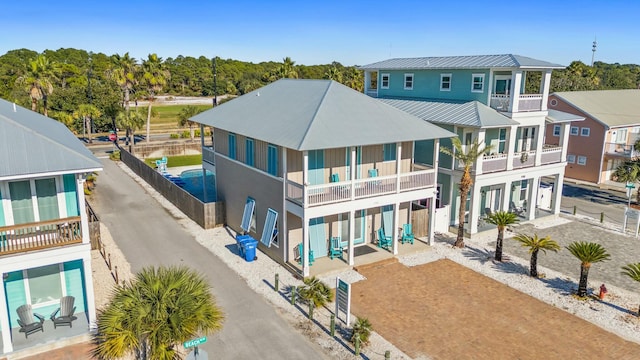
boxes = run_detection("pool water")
[180,169,217,202]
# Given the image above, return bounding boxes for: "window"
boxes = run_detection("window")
[471,74,485,92]
[9,181,35,225]
[404,73,413,90]
[240,197,256,233]
[498,128,506,153]
[383,143,396,161]
[35,178,59,221]
[26,264,63,306]
[553,125,561,137]
[381,73,390,89]
[577,156,587,165]
[570,126,579,136]
[440,74,451,91]
[581,127,590,137]
[520,180,528,201]
[245,138,255,166]
[567,154,576,163]
[228,133,237,159]
[260,208,278,247]
[267,144,278,176]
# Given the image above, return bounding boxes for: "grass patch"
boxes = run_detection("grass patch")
[145,154,203,168]
[144,104,212,126]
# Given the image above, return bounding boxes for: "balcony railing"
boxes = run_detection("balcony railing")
[481,153,508,173]
[202,146,215,164]
[490,94,543,112]
[513,150,536,169]
[541,145,562,164]
[286,169,435,207]
[0,216,83,256]
[604,142,636,157]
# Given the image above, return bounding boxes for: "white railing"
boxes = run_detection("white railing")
[202,146,215,165]
[286,169,436,207]
[541,146,562,164]
[513,150,536,169]
[490,94,510,111]
[604,142,635,157]
[365,89,378,98]
[481,153,508,173]
[518,94,543,112]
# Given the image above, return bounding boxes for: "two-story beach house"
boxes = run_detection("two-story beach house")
[360,55,584,235]
[192,79,455,276]
[0,99,102,354]
[546,90,640,186]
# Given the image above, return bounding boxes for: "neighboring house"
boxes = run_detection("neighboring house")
[546,90,640,185]
[360,54,584,236]
[0,99,102,354]
[192,79,455,276]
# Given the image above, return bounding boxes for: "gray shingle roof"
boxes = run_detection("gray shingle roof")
[0,98,103,179]
[546,109,585,123]
[191,79,456,151]
[378,98,518,128]
[552,90,640,128]
[360,54,564,70]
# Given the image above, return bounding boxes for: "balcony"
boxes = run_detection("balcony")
[541,145,562,164]
[604,142,636,158]
[481,153,508,173]
[0,217,82,256]
[286,168,436,207]
[490,94,543,112]
[203,146,215,164]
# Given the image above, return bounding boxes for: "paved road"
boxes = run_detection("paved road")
[91,158,325,359]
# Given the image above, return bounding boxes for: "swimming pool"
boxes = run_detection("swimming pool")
[180,169,217,202]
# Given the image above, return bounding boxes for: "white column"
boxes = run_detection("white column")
[395,143,402,193]
[350,147,356,200]
[364,72,371,94]
[552,172,564,215]
[282,149,288,261]
[540,70,552,111]
[302,151,309,208]
[392,202,400,255]
[200,124,205,148]
[302,215,310,277]
[468,184,482,235]
[534,125,544,166]
[348,209,355,266]
[433,139,440,170]
[0,271,13,353]
[475,129,486,175]
[502,182,512,212]
[560,123,571,161]
[506,125,518,170]
[77,178,90,244]
[428,195,436,245]
[528,177,540,221]
[511,71,523,113]
[82,256,97,329]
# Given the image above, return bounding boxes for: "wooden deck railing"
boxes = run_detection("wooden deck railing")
[0,217,83,256]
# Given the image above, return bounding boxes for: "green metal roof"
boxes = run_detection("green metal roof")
[360,54,564,70]
[0,98,102,180]
[191,79,456,151]
[552,90,640,128]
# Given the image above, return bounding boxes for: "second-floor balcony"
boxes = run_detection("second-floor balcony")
[490,94,543,112]
[203,146,215,164]
[286,165,436,207]
[0,216,83,256]
[475,145,563,174]
[604,142,637,158]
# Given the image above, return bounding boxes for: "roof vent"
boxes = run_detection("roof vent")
[13,103,16,112]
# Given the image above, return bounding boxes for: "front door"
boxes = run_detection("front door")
[354,209,366,245]
[345,146,362,180]
[309,217,327,258]
[308,150,325,185]
[519,127,536,152]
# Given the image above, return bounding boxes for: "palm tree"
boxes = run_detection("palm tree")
[485,211,519,261]
[178,105,205,141]
[73,104,101,144]
[350,317,373,346]
[566,242,611,297]
[621,263,640,315]
[109,52,138,113]
[343,67,364,92]
[266,57,299,81]
[297,276,333,321]
[612,161,640,204]
[93,266,224,360]
[440,137,493,247]
[324,66,343,82]
[513,233,560,277]
[141,54,170,143]
[116,110,145,152]
[15,54,57,115]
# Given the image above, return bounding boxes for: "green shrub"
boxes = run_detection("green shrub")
[109,150,121,161]
[351,317,373,346]
[169,133,180,139]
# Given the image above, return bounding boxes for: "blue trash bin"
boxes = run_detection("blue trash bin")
[236,235,252,258]
[244,239,258,262]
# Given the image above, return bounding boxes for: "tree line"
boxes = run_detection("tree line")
[0,48,638,140]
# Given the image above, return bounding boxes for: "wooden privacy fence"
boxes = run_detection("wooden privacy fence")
[86,201,101,250]
[411,205,429,238]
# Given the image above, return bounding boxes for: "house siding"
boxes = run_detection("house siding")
[63,260,87,313]
[4,270,26,327]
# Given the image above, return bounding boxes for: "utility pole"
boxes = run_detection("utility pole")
[212,56,218,107]
[591,37,597,67]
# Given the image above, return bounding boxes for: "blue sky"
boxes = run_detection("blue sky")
[0,0,637,66]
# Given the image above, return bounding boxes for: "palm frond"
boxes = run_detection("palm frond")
[621,263,640,282]
[566,241,611,266]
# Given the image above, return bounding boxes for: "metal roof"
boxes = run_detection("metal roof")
[359,54,564,70]
[0,98,103,180]
[378,98,518,128]
[552,90,640,128]
[191,79,456,151]
[545,109,585,123]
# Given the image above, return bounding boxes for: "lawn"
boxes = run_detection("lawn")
[144,104,212,126]
[145,154,203,168]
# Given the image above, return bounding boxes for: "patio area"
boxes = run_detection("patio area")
[1,312,90,357]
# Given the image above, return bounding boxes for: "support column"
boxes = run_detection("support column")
[511,71,523,113]
[82,256,97,329]
[475,129,486,175]
[502,181,512,212]
[200,124,205,148]
[348,209,355,266]
[392,203,400,255]
[77,178,90,244]
[528,176,540,221]
[433,139,440,170]
[303,151,309,206]
[282,149,288,260]
[350,147,356,200]
[364,71,371,94]
[506,125,518,170]
[468,184,482,235]
[560,123,570,161]
[552,172,565,215]
[540,70,552,111]
[428,195,436,245]
[0,270,13,354]
[302,215,310,277]
[534,125,544,166]
[395,143,401,193]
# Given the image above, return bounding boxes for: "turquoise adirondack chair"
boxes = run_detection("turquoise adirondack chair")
[296,243,315,266]
[376,228,392,250]
[401,223,415,245]
[329,237,343,260]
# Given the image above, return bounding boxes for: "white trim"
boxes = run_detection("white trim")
[380,73,390,89]
[403,73,414,90]
[471,73,485,93]
[440,73,452,91]
[22,263,67,309]
[580,127,590,137]
[570,126,579,135]
[0,168,102,182]
[552,125,561,137]
[577,155,587,165]
[567,154,576,163]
